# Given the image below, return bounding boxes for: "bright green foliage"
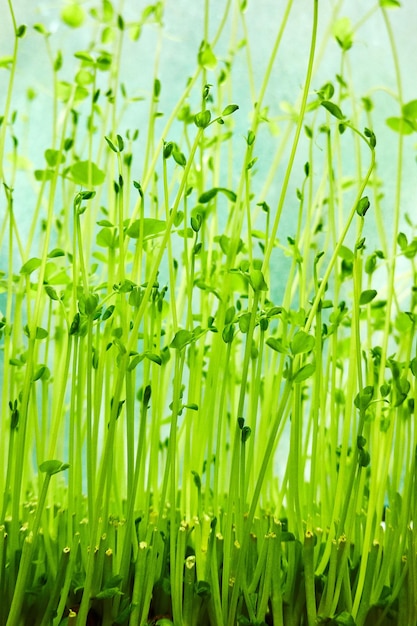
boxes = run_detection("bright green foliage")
[194,109,212,128]
[290,330,315,355]
[70,160,106,185]
[0,1,415,626]
[61,3,86,28]
[333,17,354,51]
[19,257,41,274]
[321,100,345,120]
[39,460,70,476]
[198,41,217,69]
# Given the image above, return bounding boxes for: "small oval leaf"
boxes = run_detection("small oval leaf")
[70,160,105,186]
[222,104,239,116]
[20,258,42,275]
[39,460,70,476]
[359,289,377,305]
[321,100,345,120]
[293,362,316,383]
[170,329,193,350]
[290,331,315,355]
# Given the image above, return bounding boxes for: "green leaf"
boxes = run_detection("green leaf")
[96,587,122,599]
[195,580,211,598]
[266,337,287,353]
[104,575,123,590]
[145,352,162,365]
[78,190,95,201]
[83,294,99,316]
[192,470,201,490]
[246,157,258,170]
[334,610,356,625]
[74,50,94,63]
[222,324,234,343]
[304,124,313,138]
[32,365,48,381]
[194,280,220,298]
[70,160,105,186]
[33,23,49,35]
[128,354,143,371]
[102,305,115,321]
[198,187,237,203]
[195,110,211,128]
[198,42,217,70]
[101,0,114,21]
[356,196,370,217]
[45,285,60,301]
[402,100,417,119]
[16,24,27,38]
[20,257,42,275]
[45,149,65,167]
[172,145,186,167]
[290,331,315,355]
[359,289,377,305]
[191,214,202,232]
[362,97,373,112]
[163,142,173,159]
[0,55,13,69]
[96,52,112,71]
[154,78,161,98]
[293,362,316,383]
[397,232,408,250]
[359,449,371,467]
[333,17,354,51]
[170,329,193,350]
[395,312,413,333]
[338,245,354,262]
[75,69,93,86]
[104,136,118,152]
[241,426,251,443]
[238,312,251,334]
[354,386,374,411]
[39,460,70,476]
[356,435,366,450]
[321,100,345,120]
[247,130,255,145]
[126,218,166,239]
[316,82,334,100]
[379,0,401,7]
[364,253,377,274]
[57,81,89,103]
[117,134,124,152]
[96,227,116,248]
[61,3,85,28]
[199,188,217,203]
[267,306,282,318]
[35,327,48,340]
[364,127,376,148]
[222,104,239,116]
[248,269,268,292]
[34,169,54,181]
[386,117,415,135]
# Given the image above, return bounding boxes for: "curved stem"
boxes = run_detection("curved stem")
[261,0,317,276]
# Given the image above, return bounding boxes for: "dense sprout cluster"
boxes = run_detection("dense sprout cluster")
[0,0,416,624]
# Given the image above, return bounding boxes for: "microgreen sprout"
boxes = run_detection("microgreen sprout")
[1,1,416,625]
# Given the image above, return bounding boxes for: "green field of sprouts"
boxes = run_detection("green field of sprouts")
[1,0,417,624]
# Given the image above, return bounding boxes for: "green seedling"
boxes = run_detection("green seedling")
[0,1,416,625]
